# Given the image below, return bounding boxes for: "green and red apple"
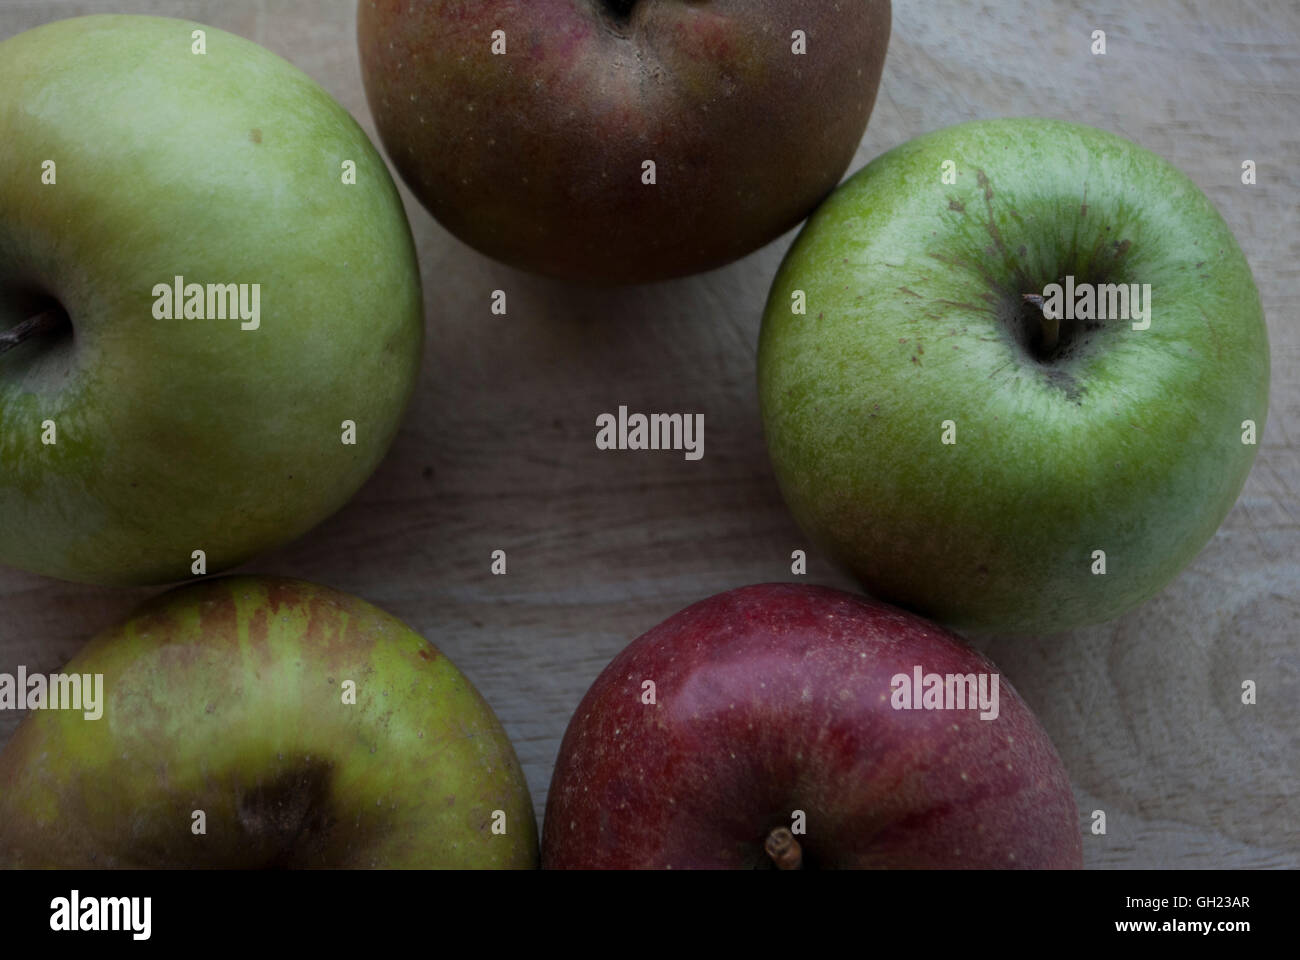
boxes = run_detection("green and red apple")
[0,576,538,868]
[357,0,892,283]
[0,16,423,585]
[758,118,1270,634]
[543,583,1082,868]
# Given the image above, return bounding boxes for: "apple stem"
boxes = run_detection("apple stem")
[1021,293,1058,355]
[0,308,66,357]
[765,827,803,870]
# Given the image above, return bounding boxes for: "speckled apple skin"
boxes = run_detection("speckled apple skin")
[357,0,891,284]
[0,577,537,868]
[543,583,1082,868]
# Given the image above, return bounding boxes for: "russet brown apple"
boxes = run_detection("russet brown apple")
[357,0,891,284]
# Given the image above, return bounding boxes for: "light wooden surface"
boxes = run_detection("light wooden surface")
[1,0,1296,869]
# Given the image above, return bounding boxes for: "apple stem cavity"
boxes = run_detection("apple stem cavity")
[0,307,69,357]
[1021,293,1059,356]
[601,0,638,22]
[764,827,803,870]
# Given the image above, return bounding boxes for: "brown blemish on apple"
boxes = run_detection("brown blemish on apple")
[948,199,965,213]
[249,128,262,144]
[1201,309,1225,360]
[974,170,1007,254]
[247,606,269,648]
[263,578,306,616]
[193,585,237,647]
[307,591,359,659]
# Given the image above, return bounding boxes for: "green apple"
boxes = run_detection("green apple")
[0,16,423,585]
[758,118,1269,634]
[0,576,538,868]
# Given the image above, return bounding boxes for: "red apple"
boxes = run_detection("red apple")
[357,0,891,284]
[543,583,1082,868]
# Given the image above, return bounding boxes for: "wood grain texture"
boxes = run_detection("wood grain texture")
[0,0,1296,868]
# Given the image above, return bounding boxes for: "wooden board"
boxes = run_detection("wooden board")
[1,0,1296,868]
